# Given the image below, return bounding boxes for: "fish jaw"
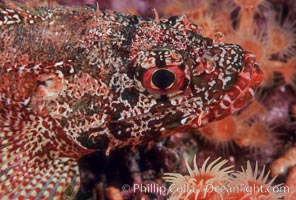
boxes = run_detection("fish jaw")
[161,50,263,137]
[190,50,264,126]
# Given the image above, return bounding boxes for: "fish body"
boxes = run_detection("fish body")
[0,3,263,199]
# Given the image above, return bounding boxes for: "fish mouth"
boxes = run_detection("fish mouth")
[239,50,264,94]
[203,50,264,123]
[244,50,264,86]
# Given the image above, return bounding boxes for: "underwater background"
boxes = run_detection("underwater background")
[1,0,296,199]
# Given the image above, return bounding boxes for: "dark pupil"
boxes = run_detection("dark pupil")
[152,69,175,89]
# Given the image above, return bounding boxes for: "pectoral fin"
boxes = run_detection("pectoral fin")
[0,104,86,199]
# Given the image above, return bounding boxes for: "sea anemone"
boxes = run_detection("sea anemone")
[266,9,296,59]
[196,99,268,151]
[285,167,296,200]
[162,0,211,17]
[163,156,233,200]
[235,98,266,122]
[270,147,296,177]
[233,0,269,10]
[233,98,279,152]
[162,0,225,38]
[106,186,124,200]
[271,58,296,91]
[226,29,273,87]
[227,161,285,200]
[233,120,274,152]
[230,0,270,31]
[210,2,235,36]
[164,156,285,200]
[187,13,219,38]
[197,116,243,150]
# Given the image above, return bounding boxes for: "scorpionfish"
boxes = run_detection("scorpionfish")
[0,2,263,199]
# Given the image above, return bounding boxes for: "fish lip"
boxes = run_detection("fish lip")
[243,50,256,60]
[243,50,264,86]
[243,50,257,70]
[205,49,264,122]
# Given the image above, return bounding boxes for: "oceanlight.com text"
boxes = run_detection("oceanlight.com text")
[121,183,289,196]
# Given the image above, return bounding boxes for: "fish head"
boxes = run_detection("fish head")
[80,17,264,150]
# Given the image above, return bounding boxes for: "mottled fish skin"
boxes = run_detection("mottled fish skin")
[0,2,263,199]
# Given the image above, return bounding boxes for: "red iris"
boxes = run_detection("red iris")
[142,66,185,95]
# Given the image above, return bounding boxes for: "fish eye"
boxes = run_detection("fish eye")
[141,66,185,95]
[151,69,176,89]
